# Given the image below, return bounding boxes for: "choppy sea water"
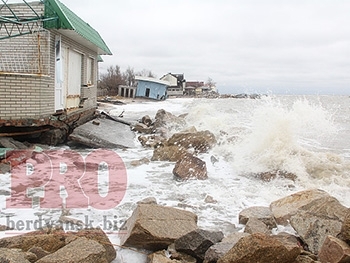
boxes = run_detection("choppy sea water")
[1,95,350,262]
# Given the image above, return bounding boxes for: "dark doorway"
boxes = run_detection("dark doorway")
[145,88,150,97]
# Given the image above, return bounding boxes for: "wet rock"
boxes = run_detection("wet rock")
[239,206,277,229]
[318,235,350,263]
[167,243,197,262]
[270,189,347,225]
[24,251,37,263]
[243,217,270,235]
[153,109,186,134]
[0,224,12,231]
[148,122,216,161]
[273,232,303,256]
[137,197,158,205]
[2,148,34,167]
[173,153,208,180]
[130,157,150,166]
[217,233,300,263]
[255,170,297,182]
[36,237,109,263]
[119,203,198,251]
[210,155,219,165]
[0,248,31,263]
[290,209,346,254]
[204,195,217,204]
[132,122,154,134]
[138,135,163,148]
[147,250,179,263]
[167,130,216,154]
[39,129,66,146]
[27,247,50,261]
[294,254,320,263]
[174,229,224,261]
[203,233,249,263]
[148,249,196,263]
[338,208,350,244]
[0,137,28,149]
[0,229,66,253]
[0,163,10,174]
[141,115,153,126]
[69,228,116,263]
[152,145,187,162]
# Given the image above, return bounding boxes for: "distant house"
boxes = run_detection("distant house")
[160,73,185,96]
[185,81,204,96]
[135,76,170,100]
[0,0,111,140]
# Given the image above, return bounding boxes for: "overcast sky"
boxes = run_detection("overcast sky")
[61,0,349,95]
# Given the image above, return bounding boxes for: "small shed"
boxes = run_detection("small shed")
[135,76,170,100]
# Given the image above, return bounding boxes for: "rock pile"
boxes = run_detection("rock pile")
[133,109,217,180]
[0,227,116,263]
[1,189,349,262]
[117,189,350,263]
[0,137,45,174]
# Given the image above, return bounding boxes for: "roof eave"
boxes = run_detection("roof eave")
[44,0,112,56]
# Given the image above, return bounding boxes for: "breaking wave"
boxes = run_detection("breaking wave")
[184,96,350,184]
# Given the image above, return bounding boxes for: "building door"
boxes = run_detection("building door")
[54,35,64,111]
[145,88,150,97]
[66,49,82,108]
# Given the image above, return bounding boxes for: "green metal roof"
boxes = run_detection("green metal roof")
[44,0,112,55]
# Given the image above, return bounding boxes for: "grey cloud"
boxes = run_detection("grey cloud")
[61,0,350,94]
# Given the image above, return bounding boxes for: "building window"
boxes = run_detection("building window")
[86,57,94,86]
[0,30,50,75]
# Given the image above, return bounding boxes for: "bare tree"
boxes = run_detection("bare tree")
[99,65,126,93]
[205,77,216,88]
[136,69,156,78]
[123,66,136,87]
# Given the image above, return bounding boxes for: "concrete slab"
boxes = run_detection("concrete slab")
[68,118,136,149]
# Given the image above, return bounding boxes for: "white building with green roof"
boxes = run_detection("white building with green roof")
[0,0,112,139]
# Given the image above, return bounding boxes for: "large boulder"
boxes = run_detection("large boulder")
[119,203,198,251]
[151,129,217,162]
[318,235,350,263]
[0,229,66,253]
[0,248,32,263]
[203,233,250,263]
[243,218,270,235]
[68,228,116,263]
[239,206,277,229]
[173,153,208,180]
[217,233,300,263]
[270,189,348,225]
[153,109,186,134]
[36,237,109,263]
[338,208,350,244]
[174,229,224,261]
[167,130,216,153]
[290,209,346,254]
[152,144,187,162]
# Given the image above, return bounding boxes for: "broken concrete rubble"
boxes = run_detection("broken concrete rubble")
[68,118,135,148]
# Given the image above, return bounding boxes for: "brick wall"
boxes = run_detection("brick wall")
[0,2,99,120]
